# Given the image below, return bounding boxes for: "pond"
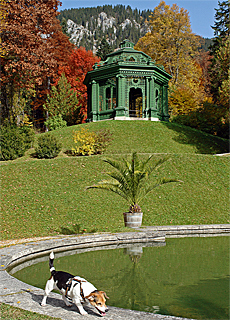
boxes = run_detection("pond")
[9,236,229,320]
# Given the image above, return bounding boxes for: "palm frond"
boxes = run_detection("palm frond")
[138,178,182,203]
[86,152,181,209]
[86,180,131,203]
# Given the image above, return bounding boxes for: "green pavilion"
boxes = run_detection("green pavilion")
[84,40,172,122]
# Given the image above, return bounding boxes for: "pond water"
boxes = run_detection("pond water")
[10,236,229,320]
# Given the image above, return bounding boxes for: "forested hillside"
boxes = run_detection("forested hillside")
[58,5,212,52]
[58,5,155,51]
[2,0,227,141]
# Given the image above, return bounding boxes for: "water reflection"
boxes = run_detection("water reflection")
[8,241,165,275]
[173,276,230,320]
[124,245,143,263]
[120,245,162,313]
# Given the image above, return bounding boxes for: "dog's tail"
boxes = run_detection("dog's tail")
[49,251,56,276]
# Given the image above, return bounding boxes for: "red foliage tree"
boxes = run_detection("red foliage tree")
[58,47,100,122]
[1,0,73,86]
[1,0,73,123]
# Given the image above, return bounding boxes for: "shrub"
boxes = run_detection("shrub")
[71,128,112,156]
[19,126,35,149]
[171,102,229,139]
[44,114,67,131]
[35,133,62,159]
[72,128,97,156]
[95,129,113,154]
[0,125,35,161]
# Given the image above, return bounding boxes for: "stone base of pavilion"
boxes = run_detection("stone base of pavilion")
[114,116,160,121]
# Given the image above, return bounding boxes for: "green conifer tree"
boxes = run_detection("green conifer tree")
[96,38,113,60]
[209,0,229,101]
[43,74,80,125]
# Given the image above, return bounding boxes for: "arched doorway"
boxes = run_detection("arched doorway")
[129,88,142,118]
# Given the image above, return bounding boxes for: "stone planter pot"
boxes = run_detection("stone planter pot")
[123,212,143,228]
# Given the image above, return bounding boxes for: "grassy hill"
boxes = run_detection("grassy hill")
[51,120,229,155]
[1,121,229,240]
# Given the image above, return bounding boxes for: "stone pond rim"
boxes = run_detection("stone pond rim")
[1,225,229,320]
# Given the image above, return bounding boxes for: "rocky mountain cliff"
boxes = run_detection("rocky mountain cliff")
[58,5,151,53]
[58,5,212,53]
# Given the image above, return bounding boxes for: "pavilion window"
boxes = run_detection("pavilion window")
[113,86,117,108]
[155,89,159,110]
[106,87,111,110]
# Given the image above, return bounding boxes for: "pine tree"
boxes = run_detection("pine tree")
[60,18,69,37]
[96,38,113,60]
[209,0,229,101]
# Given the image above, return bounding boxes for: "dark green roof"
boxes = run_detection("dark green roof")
[105,39,151,64]
[84,39,172,85]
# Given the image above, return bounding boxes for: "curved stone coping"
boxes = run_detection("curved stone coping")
[141,224,230,237]
[0,231,196,320]
[1,232,166,270]
[1,226,229,320]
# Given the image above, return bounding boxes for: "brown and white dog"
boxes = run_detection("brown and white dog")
[41,252,109,316]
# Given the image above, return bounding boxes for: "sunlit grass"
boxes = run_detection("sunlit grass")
[50,120,229,155]
[0,121,229,320]
[1,150,229,240]
[0,303,61,320]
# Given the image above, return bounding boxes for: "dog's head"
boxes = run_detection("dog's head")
[86,290,109,316]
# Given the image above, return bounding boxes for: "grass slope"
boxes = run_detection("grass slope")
[51,120,229,155]
[1,121,229,240]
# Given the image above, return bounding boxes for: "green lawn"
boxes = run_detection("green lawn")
[51,120,228,155]
[1,121,229,240]
[0,303,61,320]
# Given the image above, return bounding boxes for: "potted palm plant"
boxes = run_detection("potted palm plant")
[86,152,181,228]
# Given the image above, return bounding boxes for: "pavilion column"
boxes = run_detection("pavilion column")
[162,84,170,121]
[145,76,150,118]
[110,85,113,110]
[91,80,98,121]
[115,75,126,118]
[149,76,158,120]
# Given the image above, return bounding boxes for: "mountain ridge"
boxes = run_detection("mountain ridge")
[58,5,213,53]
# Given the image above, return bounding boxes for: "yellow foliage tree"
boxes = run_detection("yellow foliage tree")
[169,61,206,115]
[135,1,199,86]
[0,0,9,57]
[135,1,207,116]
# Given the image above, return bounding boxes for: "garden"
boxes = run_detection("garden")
[1,120,229,241]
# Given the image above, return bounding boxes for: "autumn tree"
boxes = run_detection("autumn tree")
[168,59,207,116]
[58,47,100,122]
[135,1,199,85]
[135,1,207,117]
[43,73,80,126]
[0,0,73,125]
[0,0,8,57]
[168,0,229,139]
[193,50,212,97]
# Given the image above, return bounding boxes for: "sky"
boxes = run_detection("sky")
[58,0,218,39]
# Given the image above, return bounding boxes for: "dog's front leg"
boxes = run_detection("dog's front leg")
[62,294,72,307]
[73,298,87,315]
